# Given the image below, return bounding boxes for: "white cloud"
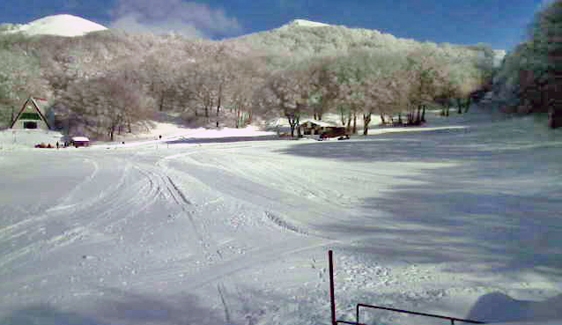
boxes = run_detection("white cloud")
[110,0,242,39]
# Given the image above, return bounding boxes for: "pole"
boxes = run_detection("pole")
[329,250,336,325]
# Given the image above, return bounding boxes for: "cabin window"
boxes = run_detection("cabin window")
[23,121,37,129]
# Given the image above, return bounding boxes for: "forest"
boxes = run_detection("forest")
[0,17,499,140]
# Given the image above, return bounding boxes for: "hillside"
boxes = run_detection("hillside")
[0,14,498,139]
[232,18,504,61]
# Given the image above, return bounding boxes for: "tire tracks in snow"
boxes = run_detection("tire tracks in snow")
[138,150,336,292]
[135,158,224,264]
[0,156,149,272]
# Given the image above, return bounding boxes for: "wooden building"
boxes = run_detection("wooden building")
[9,97,51,130]
[299,119,344,136]
[71,136,90,147]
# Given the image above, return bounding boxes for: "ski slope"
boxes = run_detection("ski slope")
[0,109,561,325]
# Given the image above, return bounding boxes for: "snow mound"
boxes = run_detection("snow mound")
[282,19,330,29]
[467,292,562,324]
[8,14,107,37]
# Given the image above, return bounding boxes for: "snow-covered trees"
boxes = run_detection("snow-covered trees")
[58,74,153,140]
[0,49,45,128]
[0,19,497,135]
[262,67,310,137]
[490,0,561,115]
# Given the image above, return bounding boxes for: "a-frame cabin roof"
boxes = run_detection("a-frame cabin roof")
[9,96,51,129]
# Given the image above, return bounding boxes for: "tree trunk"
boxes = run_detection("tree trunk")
[287,115,297,137]
[398,113,403,125]
[352,111,357,134]
[464,98,471,113]
[416,106,422,123]
[457,98,462,114]
[159,93,165,111]
[216,86,222,117]
[204,105,209,117]
[314,113,318,120]
[363,113,371,135]
[236,109,241,128]
[421,105,426,123]
[340,108,347,126]
[318,111,323,120]
[380,114,386,125]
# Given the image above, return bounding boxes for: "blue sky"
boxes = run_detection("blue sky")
[0,0,549,50]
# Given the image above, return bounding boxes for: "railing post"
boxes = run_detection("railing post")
[329,250,336,325]
[356,304,360,325]
[451,320,455,325]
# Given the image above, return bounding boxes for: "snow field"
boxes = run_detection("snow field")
[1,109,561,325]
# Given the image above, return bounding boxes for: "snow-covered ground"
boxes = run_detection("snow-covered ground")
[1,108,561,325]
[0,129,63,151]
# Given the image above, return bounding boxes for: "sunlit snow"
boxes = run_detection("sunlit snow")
[6,14,107,37]
[1,109,561,325]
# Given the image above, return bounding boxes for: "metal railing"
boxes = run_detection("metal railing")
[328,250,486,325]
[354,303,486,325]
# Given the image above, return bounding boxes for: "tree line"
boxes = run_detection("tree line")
[489,0,561,117]
[0,25,494,140]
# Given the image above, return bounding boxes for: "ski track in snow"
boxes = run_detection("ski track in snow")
[1,113,562,325]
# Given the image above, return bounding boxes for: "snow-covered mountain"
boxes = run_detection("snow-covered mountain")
[2,14,107,37]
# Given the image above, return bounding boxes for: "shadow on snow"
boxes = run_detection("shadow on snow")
[279,114,562,278]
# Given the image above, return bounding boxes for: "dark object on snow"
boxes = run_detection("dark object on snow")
[337,135,350,140]
[159,135,162,139]
[548,105,561,129]
[319,128,348,140]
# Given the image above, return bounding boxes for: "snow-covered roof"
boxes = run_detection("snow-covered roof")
[71,136,89,142]
[300,119,339,127]
[7,14,107,37]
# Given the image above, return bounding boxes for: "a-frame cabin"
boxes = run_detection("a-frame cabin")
[9,96,51,130]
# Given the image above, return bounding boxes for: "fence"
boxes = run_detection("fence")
[328,250,486,325]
